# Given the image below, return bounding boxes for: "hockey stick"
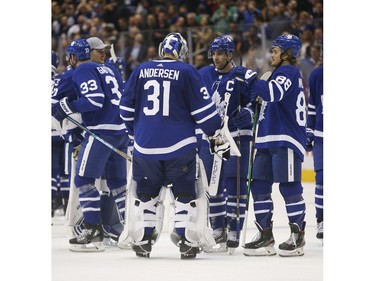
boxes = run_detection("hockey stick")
[209,92,241,196]
[110,44,117,63]
[240,71,272,247]
[65,115,132,162]
[234,40,242,250]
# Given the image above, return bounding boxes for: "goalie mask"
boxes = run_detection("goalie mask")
[270,34,302,58]
[158,33,188,60]
[66,39,91,61]
[208,36,235,59]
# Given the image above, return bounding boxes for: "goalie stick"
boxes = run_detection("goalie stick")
[209,92,241,196]
[240,71,272,247]
[65,115,132,162]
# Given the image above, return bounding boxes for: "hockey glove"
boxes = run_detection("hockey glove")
[209,131,231,161]
[231,66,257,86]
[306,128,314,152]
[232,107,254,129]
[52,97,77,122]
[214,141,230,160]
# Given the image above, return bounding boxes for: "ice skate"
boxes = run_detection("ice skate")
[203,227,228,253]
[243,221,276,256]
[179,237,201,259]
[316,221,323,239]
[227,231,239,255]
[69,223,105,252]
[279,222,305,257]
[132,236,153,258]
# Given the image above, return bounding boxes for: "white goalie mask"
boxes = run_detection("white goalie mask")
[158,32,188,60]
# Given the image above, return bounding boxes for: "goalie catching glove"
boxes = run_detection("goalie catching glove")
[209,130,231,161]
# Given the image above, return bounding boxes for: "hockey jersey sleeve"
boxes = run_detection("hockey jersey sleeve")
[307,71,318,131]
[307,66,323,143]
[69,63,105,113]
[251,66,300,103]
[119,68,137,137]
[185,66,222,137]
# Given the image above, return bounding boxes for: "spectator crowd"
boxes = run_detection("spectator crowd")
[52,0,323,81]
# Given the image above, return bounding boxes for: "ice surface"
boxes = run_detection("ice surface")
[52,182,323,281]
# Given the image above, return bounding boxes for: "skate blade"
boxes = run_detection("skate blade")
[278,247,304,257]
[243,246,276,256]
[136,252,150,258]
[117,241,133,250]
[69,242,105,252]
[228,248,236,255]
[203,243,228,253]
[103,238,118,247]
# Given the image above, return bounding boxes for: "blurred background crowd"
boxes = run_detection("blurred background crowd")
[52,0,323,90]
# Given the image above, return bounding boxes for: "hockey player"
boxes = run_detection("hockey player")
[106,56,126,82]
[51,51,70,217]
[231,34,308,257]
[52,39,128,252]
[306,65,323,240]
[198,36,256,253]
[119,32,227,259]
[85,36,129,245]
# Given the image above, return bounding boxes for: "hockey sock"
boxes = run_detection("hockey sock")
[251,179,273,229]
[78,184,101,225]
[279,182,306,228]
[315,184,323,221]
[112,185,127,222]
[226,177,247,232]
[209,192,226,230]
[252,193,273,229]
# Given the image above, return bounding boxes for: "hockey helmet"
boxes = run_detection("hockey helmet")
[208,36,235,58]
[158,33,188,60]
[52,51,59,68]
[270,34,302,58]
[106,56,125,78]
[66,39,91,61]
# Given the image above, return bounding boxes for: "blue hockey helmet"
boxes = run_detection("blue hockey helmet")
[270,34,302,58]
[66,39,91,61]
[158,33,188,60]
[208,36,235,58]
[52,51,59,68]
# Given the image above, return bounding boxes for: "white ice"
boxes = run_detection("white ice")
[52,182,323,281]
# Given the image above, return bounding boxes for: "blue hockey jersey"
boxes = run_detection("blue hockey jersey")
[70,62,127,136]
[120,59,222,160]
[51,67,75,141]
[252,65,307,161]
[198,65,254,141]
[307,66,323,144]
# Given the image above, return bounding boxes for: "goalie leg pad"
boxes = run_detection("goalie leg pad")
[121,181,166,245]
[171,159,216,248]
